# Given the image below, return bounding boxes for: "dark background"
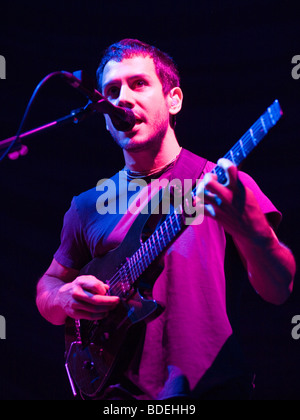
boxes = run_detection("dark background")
[0,0,299,400]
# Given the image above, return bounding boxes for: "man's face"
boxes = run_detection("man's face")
[101,56,173,152]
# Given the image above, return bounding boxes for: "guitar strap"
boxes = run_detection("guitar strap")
[142,148,207,234]
[170,147,208,190]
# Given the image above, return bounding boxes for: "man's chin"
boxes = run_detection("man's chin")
[121,137,151,152]
[113,124,168,152]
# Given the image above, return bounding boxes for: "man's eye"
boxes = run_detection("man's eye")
[107,86,119,98]
[133,80,147,89]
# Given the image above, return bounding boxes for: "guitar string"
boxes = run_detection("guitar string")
[228,107,279,157]
[106,211,183,295]
[222,114,271,162]
[117,211,182,292]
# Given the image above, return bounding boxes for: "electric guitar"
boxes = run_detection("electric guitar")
[65,100,283,398]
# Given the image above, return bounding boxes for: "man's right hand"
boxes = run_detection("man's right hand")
[56,275,120,321]
[36,259,120,325]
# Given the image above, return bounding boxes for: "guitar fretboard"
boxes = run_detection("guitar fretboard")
[213,100,282,184]
[108,209,185,297]
[108,100,283,298]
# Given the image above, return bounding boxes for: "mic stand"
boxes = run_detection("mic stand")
[0,100,108,160]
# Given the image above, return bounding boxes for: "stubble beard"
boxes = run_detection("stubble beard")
[112,117,169,154]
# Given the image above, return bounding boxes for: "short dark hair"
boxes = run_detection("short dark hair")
[96,38,180,96]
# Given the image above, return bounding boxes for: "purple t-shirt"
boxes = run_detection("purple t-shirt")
[54,150,281,399]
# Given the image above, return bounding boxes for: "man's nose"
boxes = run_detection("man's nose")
[117,85,134,108]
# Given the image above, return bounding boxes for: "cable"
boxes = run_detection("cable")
[0,71,63,162]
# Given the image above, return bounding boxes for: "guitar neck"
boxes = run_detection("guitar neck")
[213,99,282,184]
[108,209,185,297]
[108,100,283,297]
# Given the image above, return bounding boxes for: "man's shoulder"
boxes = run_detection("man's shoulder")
[177,148,215,179]
[73,171,121,209]
[202,160,216,174]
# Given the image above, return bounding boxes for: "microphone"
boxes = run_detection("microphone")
[60,70,136,131]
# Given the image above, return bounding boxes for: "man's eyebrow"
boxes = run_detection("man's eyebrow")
[103,73,151,89]
[102,80,116,92]
[128,73,151,81]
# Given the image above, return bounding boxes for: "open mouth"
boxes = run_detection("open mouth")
[133,115,144,125]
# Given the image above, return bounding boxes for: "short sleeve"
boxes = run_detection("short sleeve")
[203,161,282,230]
[239,171,282,230]
[54,197,92,270]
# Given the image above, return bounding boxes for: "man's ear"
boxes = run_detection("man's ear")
[168,87,183,115]
[104,114,111,132]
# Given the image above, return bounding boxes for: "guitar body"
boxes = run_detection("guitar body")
[65,207,165,398]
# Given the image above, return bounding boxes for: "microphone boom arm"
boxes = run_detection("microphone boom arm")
[0,70,135,160]
[0,106,94,157]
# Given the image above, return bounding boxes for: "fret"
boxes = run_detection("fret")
[155,229,162,252]
[267,106,275,125]
[143,241,150,266]
[153,234,159,258]
[250,128,257,146]
[213,165,227,184]
[165,218,173,242]
[148,235,155,259]
[174,208,182,231]
[130,256,136,282]
[154,234,160,256]
[260,116,267,134]
[139,247,143,265]
[160,224,166,247]
[169,214,176,237]
[239,139,246,158]
[136,253,142,278]
[164,220,171,242]
[125,259,132,286]
[170,213,176,233]
[161,222,168,246]
[149,235,156,260]
[230,149,236,165]
[150,236,156,260]
[134,253,139,278]
[176,211,182,231]
[132,253,138,280]
[140,253,146,273]
[142,242,148,266]
[170,215,178,236]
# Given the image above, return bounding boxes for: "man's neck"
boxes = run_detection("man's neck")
[123,133,182,174]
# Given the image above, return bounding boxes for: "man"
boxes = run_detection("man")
[36,39,295,400]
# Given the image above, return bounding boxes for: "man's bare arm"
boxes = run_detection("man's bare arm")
[201,159,296,305]
[36,259,119,325]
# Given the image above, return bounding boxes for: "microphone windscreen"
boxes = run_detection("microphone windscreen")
[110,108,136,132]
